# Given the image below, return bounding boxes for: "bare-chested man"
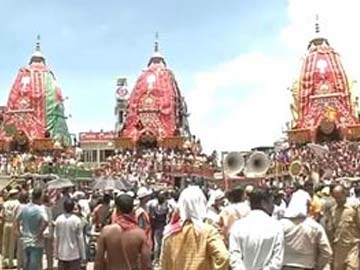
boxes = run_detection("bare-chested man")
[94,193,152,270]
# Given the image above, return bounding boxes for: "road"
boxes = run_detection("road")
[0,258,162,270]
[0,256,94,270]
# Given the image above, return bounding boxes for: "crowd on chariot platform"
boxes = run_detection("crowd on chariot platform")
[2,139,360,182]
[0,150,83,176]
[0,135,220,182]
[271,140,360,179]
[94,147,219,182]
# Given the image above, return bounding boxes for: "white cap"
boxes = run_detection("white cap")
[137,187,152,199]
[9,189,19,195]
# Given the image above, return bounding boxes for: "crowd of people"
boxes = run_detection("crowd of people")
[0,137,218,187]
[272,140,360,179]
[7,138,360,184]
[95,147,218,184]
[0,150,83,176]
[1,171,360,270]
[1,138,360,270]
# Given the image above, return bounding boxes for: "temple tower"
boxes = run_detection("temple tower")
[118,34,191,148]
[288,18,360,143]
[0,36,71,151]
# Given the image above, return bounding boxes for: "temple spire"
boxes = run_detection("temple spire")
[36,34,41,51]
[307,14,329,49]
[315,14,320,34]
[148,32,166,67]
[30,34,45,64]
[154,32,159,53]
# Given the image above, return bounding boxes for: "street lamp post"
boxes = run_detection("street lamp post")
[69,133,77,146]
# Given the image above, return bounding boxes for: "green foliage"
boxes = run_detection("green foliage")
[4,125,17,136]
[40,164,93,180]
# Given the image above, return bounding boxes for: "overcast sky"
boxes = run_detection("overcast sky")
[0,0,359,153]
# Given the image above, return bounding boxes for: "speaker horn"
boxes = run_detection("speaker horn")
[244,151,271,178]
[223,152,245,176]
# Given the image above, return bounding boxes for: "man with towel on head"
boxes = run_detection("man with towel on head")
[206,189,225,226]
[281,186,332,270]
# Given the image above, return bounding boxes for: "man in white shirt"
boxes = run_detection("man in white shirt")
[74,191,91,220]
[42,194,54,270]
[272,190,287,220]
[206,189,225,225]
[55,198,86,270]
[229,187,284,270]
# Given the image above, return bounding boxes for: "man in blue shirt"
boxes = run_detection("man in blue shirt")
[16,187,48,270]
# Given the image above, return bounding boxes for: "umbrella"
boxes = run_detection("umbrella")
[92,177,132,191]
[336,177,360,183]
[307,143,329,156]
[21,173,59,181]
[46,178,74,190]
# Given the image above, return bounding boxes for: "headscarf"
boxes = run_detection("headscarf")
[206,189,225,224]
[178,186,207,234]
[163,208,181,238]
[284,189,311,218]
[206,189,225,209]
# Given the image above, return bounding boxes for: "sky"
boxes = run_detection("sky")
[0,0,359,153]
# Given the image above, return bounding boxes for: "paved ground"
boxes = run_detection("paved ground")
[0,256,95,270]
[0,258,163,270]
[1,256,161,270]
